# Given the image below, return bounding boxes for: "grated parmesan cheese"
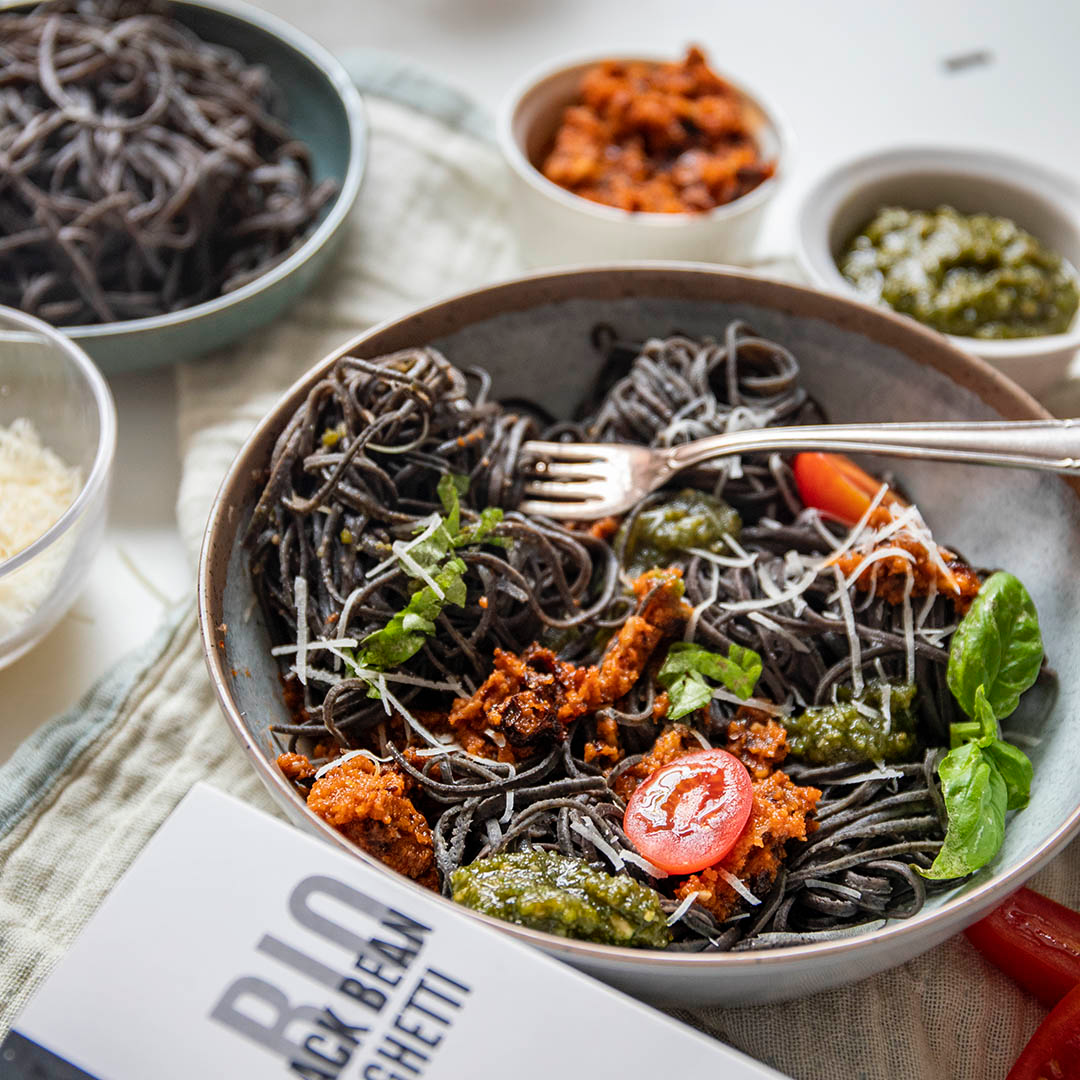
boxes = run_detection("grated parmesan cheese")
[0,418,82,635]
[293,576,309,685]
[666,891,702,927]
[312,749,386,781]
[719,567,817,614]
[683,561,720,643]
[712,687,790,717]
[686,546,757,570]
[499,763,517,824]
[621,849,669,879]
[715,867,762,906]
[364,513,441,579]
[569,819,625,872]
[832,545,917,596]
[377,680,445,749]
[825,765,905,786]
[901,567,916,682]
[748,610,811,654]
[833,565,863,696]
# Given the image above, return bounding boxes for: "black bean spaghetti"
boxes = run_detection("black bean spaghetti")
[0,0,336,325]
[253,325,1040,952]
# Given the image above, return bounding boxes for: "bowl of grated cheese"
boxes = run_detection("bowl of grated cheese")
[0,306,116,669]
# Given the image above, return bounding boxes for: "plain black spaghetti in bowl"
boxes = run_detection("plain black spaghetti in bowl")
[199,266,1080,1006]
[0,0,366,372]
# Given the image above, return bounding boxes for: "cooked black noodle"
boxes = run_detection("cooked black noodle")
[549,321,827,518]
[0,0,336,325]
[248,346,620,742]
[253,326,967,952]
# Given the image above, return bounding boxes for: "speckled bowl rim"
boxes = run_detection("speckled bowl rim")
[496,52,792,227]
[14,0,368,346]
[199,263,1080,975]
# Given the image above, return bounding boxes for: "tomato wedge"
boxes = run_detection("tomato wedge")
[966,888,1080,1008]
[1007,982,1080,1080]
[793,452,903,525]
[623,749,753,874]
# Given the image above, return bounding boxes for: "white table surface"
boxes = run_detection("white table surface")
[3,0,1079,760]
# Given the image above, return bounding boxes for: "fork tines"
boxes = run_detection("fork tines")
[518,439,619,518]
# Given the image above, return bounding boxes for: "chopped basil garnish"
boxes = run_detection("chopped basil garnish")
[354,475,505,677]
[658,641,762,721]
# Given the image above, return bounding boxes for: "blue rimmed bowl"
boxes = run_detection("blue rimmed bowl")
[5,0,367,374]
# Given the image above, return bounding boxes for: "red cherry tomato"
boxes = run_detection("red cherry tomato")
[793,452,903,525]
[1006,982,1080,1080]
[966,888,1080,1008]
[623,749,753,874]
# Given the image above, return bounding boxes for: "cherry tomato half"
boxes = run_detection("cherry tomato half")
[793,452,903,526]
[1007,982,1080,1080]
[966,887,1080,1008]
[623,749,753,874]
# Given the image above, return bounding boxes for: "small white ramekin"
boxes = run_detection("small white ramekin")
[795,146,1080,398]
[497,53,790,268]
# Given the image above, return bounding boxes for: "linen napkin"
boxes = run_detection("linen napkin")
[0,56,1076,1080]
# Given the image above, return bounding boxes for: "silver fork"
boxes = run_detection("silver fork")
[519,419,1080,520]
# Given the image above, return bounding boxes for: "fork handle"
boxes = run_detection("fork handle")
[668,419,1080,474]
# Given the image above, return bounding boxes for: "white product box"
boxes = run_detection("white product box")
[1,783,785,1080]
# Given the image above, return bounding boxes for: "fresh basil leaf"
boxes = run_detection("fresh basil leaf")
[406,519,455,573]
[940,681,1033,837]
[657,641,704,678]
[401,612,436,634]
[455,506,507,549]
[440,558,468,607]
[661,641,762,698]
[437,472,469,533]
[448,473,470,496]
[663,673,715,721]
[972,684,999,741]
[357,623,428,672]
[358,559,466,671]
[947,572,1043,721]
[716,644,763,700]
[980,738,1032,812]
[949,721,981,749]
[658,641,763,719]
[919,741,1007,880]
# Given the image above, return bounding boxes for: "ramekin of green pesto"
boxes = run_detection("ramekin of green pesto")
[794,147,1080,395]
[839,206,1080,340]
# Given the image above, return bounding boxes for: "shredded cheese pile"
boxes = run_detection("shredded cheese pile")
[0,418,82,635]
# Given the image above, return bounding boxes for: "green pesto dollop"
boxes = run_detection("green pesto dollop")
[786,680,919,765]
[618,489,741,576]
[450,849,670,948]
[838,206,1080,339]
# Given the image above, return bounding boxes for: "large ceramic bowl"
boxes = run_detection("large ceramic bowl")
[4,0,366,374]
[198,265,1080,1006]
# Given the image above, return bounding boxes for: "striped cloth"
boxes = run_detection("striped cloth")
[1,56,1076,1080]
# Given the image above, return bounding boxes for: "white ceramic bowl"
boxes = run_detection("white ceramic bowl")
[0,307,116,668]
[497,54,789,267]
[795,146,1080,398]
